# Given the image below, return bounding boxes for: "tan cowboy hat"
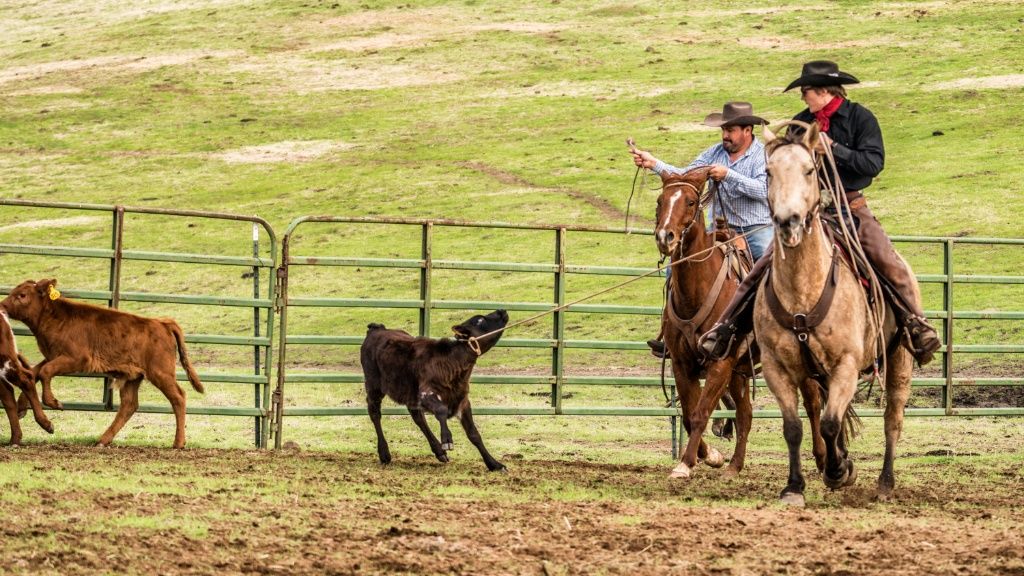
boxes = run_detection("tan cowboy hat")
[703,102,767,128]
[784,60,860,92]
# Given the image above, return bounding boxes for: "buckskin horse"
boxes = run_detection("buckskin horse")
[756,121,915,505]
[654,166,755,478]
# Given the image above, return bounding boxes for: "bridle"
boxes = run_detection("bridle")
[657,176,716,258]
[764,129,828,247]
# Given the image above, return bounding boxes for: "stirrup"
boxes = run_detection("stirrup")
[647,339,669,359]
[699,323,737,361]
[904,316,941,366]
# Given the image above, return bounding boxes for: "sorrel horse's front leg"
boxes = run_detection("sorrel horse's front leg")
[723,370,753,477]
[821,358,860,490]
[673,360,733,478]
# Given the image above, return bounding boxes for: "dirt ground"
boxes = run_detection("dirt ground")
[1,445,1022,575]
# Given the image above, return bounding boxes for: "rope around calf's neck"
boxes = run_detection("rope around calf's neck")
[466,223,773,350]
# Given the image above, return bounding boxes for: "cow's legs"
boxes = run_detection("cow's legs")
[409,409,448,463]
[418,391,452,450]
[28,358,62,410]
[366,387,391,465]
[457,400,504,472]
[12,357,59,434]
[0,379,23,445]
[97,378,141,447]
[149,369,188,449]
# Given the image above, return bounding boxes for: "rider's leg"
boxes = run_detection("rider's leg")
[698,244,773,360]
[852,202,941,365]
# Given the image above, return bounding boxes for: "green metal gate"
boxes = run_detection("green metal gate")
[0,199,277,447]
[270,217,1024,448]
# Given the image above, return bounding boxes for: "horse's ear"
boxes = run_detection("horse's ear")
[803,122,821,151]
[762,124,778,143]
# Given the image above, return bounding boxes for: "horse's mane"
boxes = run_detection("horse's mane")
[764,126,809,156]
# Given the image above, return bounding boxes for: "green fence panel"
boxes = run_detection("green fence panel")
[0,199,277,447]
[271,217,1024,450]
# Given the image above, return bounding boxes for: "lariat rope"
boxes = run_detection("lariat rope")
[466,222,773,352]
[815,132,888,395]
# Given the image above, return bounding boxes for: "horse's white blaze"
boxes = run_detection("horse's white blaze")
[657,190,683,245]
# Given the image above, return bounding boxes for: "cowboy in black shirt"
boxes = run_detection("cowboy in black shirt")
[699,60,941,365]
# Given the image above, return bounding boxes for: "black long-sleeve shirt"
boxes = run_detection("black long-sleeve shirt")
[793,99,885,197]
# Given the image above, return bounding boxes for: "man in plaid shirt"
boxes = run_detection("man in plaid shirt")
[631,101,773,358]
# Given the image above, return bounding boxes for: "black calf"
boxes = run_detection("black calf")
[359,310,509,471]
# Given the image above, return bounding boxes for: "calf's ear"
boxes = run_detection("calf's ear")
[35,278,58,298]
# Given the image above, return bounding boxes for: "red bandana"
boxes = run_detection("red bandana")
[814,96,843,132]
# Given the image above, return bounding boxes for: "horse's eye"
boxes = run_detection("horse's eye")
[687,200,696,207]
[805,168,814,176]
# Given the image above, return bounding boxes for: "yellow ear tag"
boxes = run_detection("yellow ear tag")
[48,285,61,300]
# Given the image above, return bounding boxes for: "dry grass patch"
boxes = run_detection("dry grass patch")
[211,140,356,164]
[0,216,104,233]
[0,50,241,87]
[229,56,466,93]
[930,74,1024,90]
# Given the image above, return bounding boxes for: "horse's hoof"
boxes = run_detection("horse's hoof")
[17,409,27,420]
[842,462,858,487]
[722,465,741,478]
[38,420,54,435]
[669,462,692,479]
[780,492,805,507]
[703,447,725,468]
[44,398,63,410]
[436,453,449,463]
[441,442,454,451]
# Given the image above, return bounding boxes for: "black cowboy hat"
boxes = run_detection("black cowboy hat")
[784,60,860,92]
[703,101,767,128]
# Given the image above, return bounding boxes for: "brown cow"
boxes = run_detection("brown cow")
[0,279,204,448]
[360,309,508,471]
[0,308,54,444]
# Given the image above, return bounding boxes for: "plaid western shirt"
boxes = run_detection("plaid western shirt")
[652,138,770,228]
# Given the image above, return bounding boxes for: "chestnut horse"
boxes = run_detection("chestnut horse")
[756,121,915,505]
[654,167,755,478]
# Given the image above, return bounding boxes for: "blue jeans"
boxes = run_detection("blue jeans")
[735,224,774,262]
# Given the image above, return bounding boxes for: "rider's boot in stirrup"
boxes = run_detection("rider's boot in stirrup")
[698,323,739,361]
[904,315,941,366]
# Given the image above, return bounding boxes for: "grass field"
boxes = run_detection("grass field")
[1,1,1023,574]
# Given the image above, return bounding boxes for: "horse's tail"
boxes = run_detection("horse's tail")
[844,404,862,441]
